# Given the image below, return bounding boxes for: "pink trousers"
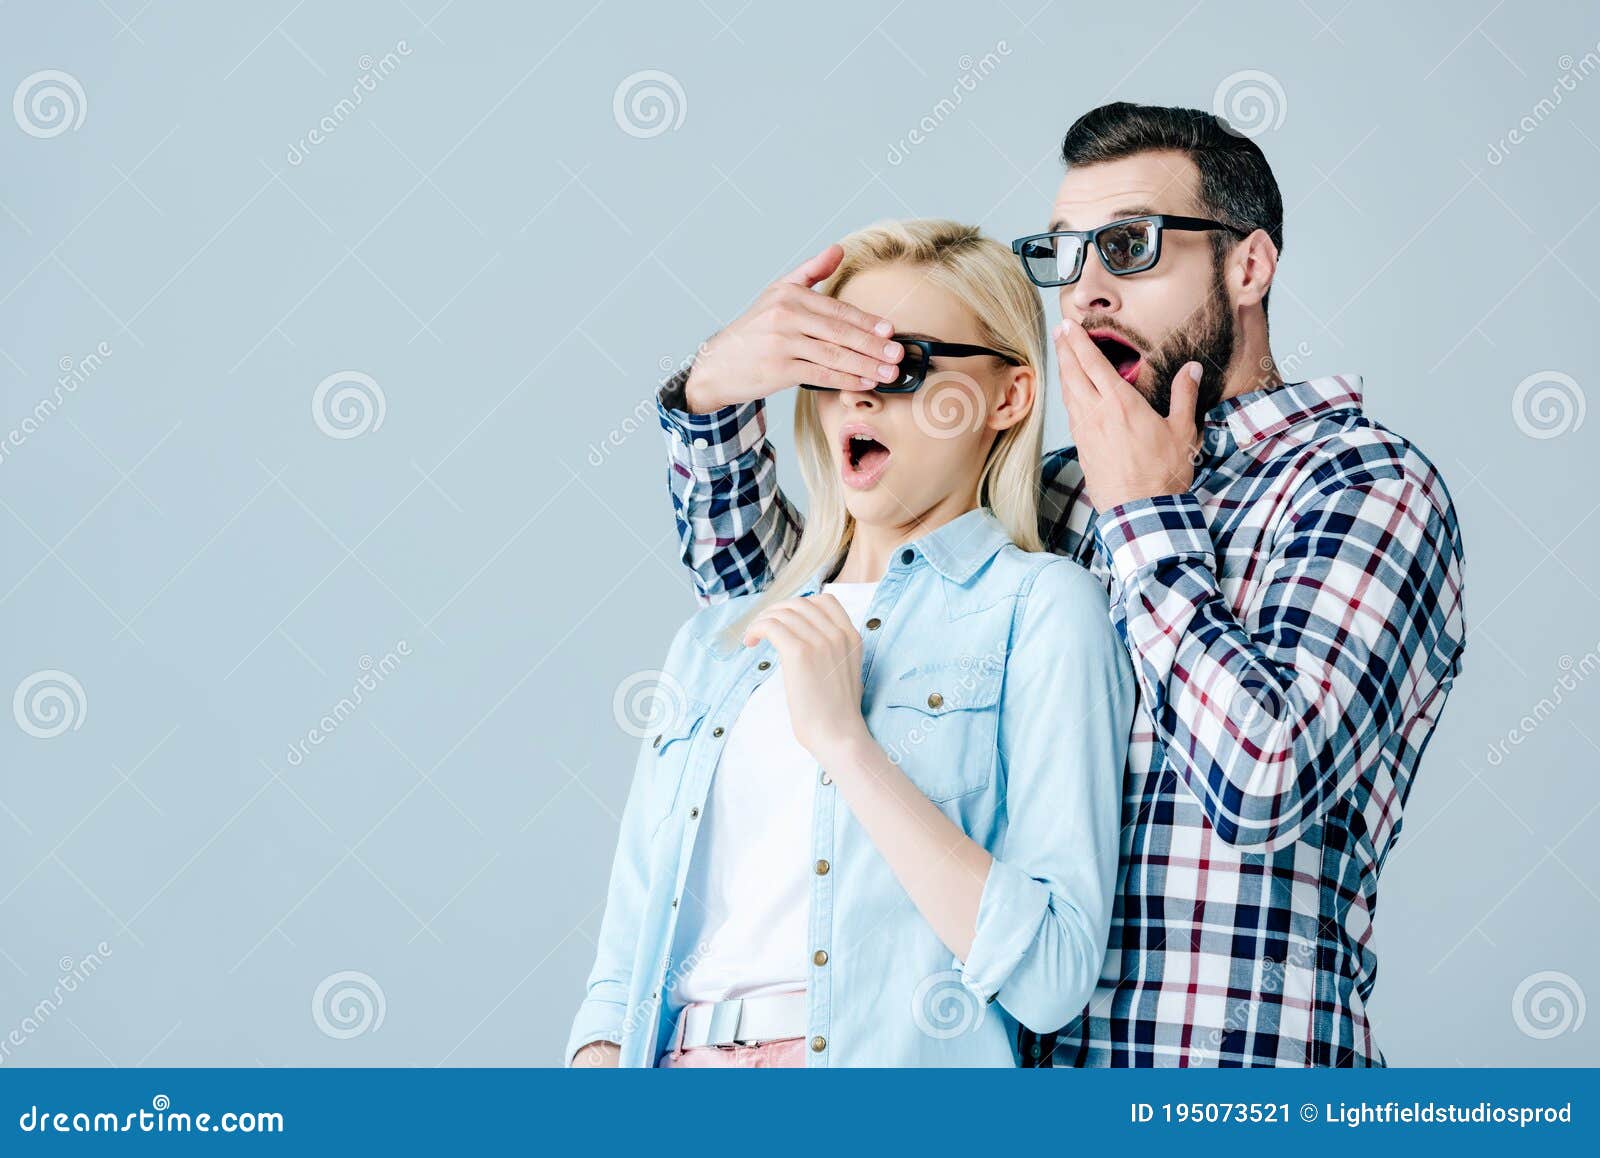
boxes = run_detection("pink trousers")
[657,1036,806,1068]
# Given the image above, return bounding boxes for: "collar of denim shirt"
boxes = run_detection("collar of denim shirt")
[800,505,1013,594]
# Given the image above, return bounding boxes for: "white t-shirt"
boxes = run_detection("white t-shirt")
[672,580,879,1004]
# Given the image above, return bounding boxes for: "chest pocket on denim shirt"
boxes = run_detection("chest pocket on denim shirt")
[874,659,1003,803]
[648,697,708,824]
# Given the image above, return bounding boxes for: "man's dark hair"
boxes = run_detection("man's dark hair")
[1059,101,1283,316]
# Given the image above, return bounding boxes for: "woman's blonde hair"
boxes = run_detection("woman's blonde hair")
[732,218,1048,640]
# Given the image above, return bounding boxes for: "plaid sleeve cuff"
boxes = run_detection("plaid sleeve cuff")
[655,367,768,472]
[1096,493,1215,586]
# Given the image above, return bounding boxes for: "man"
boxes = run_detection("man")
[651,102,1465,1066]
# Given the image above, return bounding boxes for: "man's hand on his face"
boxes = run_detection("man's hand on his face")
[1055,317,1202,513]
[682,244,905,414]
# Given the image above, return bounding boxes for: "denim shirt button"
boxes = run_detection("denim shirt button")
[757,660,771,671]
[811,1036,827,1052]
[926,692,943,709]
[899,549,914,565]
[865,617,881,631]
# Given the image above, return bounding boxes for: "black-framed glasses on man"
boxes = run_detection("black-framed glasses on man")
[1010,215,1248,288]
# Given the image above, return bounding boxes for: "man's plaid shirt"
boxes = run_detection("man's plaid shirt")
[656,373,1466,1066]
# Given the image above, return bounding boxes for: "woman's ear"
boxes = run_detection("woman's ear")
[987,365,1037,432]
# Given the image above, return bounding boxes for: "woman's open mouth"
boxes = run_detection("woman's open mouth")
[1088,330,1143,386]
[840,423,892,490]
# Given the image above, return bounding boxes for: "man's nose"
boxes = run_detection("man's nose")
[1067,253,1121,316]
[843,386,883,410]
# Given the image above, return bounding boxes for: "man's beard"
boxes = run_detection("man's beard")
[1141,264,1235,422]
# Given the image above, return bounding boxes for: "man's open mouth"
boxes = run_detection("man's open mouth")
[1088,330,1143,386]
[840,423,892,489]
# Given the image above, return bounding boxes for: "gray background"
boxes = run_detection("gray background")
[1,0,1596,1066]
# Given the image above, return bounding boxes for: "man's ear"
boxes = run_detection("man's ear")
[1230,228,1279,310]
[988,365,1037,432]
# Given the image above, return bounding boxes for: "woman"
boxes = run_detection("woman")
[567,219,1134,1067]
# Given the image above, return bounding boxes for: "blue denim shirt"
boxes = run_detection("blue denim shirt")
[567,507,1135,1066]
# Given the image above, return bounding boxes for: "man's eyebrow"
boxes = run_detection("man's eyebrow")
[1046,204,1162,232]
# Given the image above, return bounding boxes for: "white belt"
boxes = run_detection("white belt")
[672,992,807,1050]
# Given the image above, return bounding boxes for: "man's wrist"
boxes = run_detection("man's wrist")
[658,363,695,414]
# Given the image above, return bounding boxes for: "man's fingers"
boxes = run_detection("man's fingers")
[1168,361,1202,433]
[1060,318,1129,396]
[790,364,877,392]
[782,243,845,289]
[1054,321,1098,409]
[795,293,901,365]
[790,336,894,385]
